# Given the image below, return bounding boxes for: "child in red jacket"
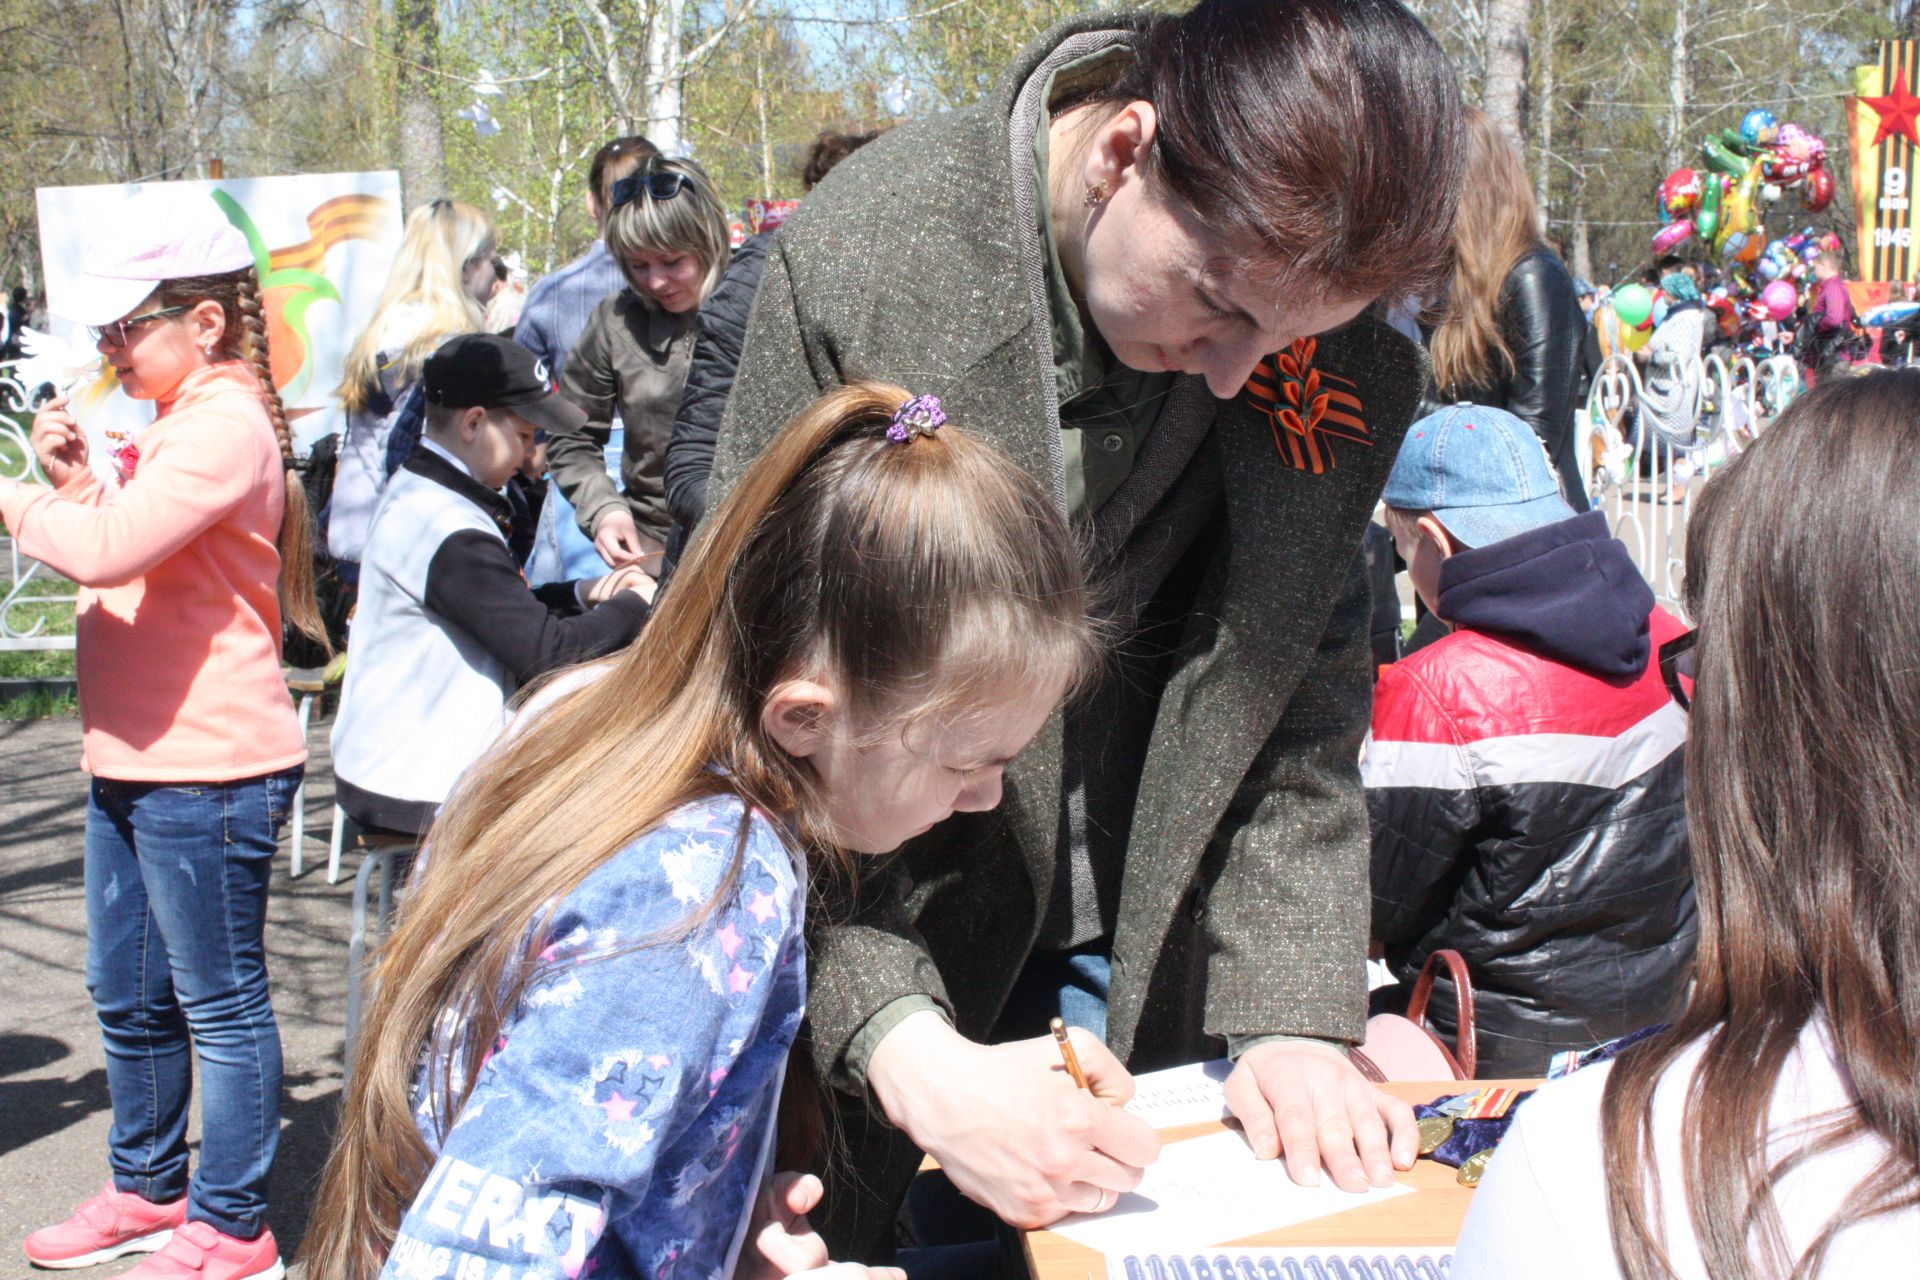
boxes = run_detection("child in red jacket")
[1366,405,1696,1077]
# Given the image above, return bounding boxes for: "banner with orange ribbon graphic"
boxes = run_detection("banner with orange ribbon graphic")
[35,170,404,476]
[1848,40,1920,284]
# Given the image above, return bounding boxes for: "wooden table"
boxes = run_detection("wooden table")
[1023,1079,1539,1279]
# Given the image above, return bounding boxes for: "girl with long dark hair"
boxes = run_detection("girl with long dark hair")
[1453,369,1920,1276]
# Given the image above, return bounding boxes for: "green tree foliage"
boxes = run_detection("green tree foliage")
[1411,0,1900,285]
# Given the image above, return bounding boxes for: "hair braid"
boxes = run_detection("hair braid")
[235,270,330,655]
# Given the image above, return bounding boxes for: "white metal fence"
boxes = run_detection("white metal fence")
[1577,350,1802,620]
[0,367,78,651]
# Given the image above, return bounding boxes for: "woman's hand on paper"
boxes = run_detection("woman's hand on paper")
[1224,1040,1417,1193]
[866,1010,1162,1229]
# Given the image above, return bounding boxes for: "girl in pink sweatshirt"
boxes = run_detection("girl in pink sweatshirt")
[0,195,328,1280]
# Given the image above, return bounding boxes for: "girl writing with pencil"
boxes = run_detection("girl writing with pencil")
[302,383,1157,1279]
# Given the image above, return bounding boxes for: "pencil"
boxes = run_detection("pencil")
[1049,1016,1090,1090]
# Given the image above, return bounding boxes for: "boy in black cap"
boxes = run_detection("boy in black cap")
[331,334,651,837]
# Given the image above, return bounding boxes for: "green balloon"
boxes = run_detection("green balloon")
[1701,135,1748,177]
[1696,174,1723,242]
[1614,283,1655,330]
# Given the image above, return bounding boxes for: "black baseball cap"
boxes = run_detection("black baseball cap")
[422,334,587,436]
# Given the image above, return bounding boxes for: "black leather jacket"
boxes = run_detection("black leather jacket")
[1368,515,1696,1075]
[1424,246,1591,511]
[664,229,772,537]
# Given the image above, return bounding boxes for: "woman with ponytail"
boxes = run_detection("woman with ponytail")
[3,194,327,1280]
[302,382,1119,1280]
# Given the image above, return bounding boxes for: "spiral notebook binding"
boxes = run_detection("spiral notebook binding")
[1113,1248,1452,1280]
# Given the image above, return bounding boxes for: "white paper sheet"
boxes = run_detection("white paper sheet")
[1050,1129,1415,1257]
[1124,1059,1233,1129]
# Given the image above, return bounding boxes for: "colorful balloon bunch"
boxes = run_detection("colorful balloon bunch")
[1756,227,1836,287]
[1652,110,1832,273]
[1595,283,1656,356]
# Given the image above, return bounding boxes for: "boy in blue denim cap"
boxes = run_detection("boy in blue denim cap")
[1364,404,1697,1076]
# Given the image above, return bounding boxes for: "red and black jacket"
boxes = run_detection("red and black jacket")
[1365,511,1696,1076]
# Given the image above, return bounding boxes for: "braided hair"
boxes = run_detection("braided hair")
[156,269,330,654]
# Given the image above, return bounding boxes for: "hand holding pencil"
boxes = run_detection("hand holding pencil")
[864,1009,1161,1229]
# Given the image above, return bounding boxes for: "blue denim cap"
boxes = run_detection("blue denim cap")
[1382,403,1575,549]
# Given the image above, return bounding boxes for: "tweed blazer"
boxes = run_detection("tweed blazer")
[707,12,1428,1255]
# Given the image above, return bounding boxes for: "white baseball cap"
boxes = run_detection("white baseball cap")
[55,192,254,327]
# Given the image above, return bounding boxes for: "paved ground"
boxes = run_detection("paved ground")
[0,713,352,1274]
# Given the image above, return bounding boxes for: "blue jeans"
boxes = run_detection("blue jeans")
[526,427,627,587]
[84,768,301,1238]
[991,944,1112,1043]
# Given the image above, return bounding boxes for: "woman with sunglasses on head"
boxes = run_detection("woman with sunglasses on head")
[329,198,496,573]
[1453,368,1920,1277]
[2,195,330,1280]
[545,155,729,579]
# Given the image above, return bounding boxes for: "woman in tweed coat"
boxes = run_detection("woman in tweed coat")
[703,0,1468,1263]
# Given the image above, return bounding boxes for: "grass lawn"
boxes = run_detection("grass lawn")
[1,687,76,718]
[0,410,32,477]
[0,588,78,677]
[1,406,73,664]
[0,403,77,715]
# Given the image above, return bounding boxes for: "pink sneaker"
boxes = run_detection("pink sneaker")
[119,1221,283,1280]
[23,1183,186,1269]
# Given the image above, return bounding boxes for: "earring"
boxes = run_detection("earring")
[1084,180,1109,208]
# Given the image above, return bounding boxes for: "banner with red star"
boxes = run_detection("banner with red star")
[1850,40,1918,283]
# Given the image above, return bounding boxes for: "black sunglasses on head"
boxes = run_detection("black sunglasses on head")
[610,167,690,209]
[1659,630,1697,711]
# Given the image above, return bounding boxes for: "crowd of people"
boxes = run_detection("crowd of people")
[1577,247,1880,379]
[1,1,1915,1279]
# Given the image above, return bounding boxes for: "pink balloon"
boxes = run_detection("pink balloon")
[1760,280,1798,321]
[1651,219,1695,255]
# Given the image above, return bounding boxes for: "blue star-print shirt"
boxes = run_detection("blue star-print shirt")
[383,792,806,1280]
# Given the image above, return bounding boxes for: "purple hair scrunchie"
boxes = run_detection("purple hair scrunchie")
[887,394,947,443]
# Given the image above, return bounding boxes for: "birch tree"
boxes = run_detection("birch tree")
[1664,0,1692,174]
[393,0,447,207]
[1483,0,1530,144]
[560,0,767,150]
